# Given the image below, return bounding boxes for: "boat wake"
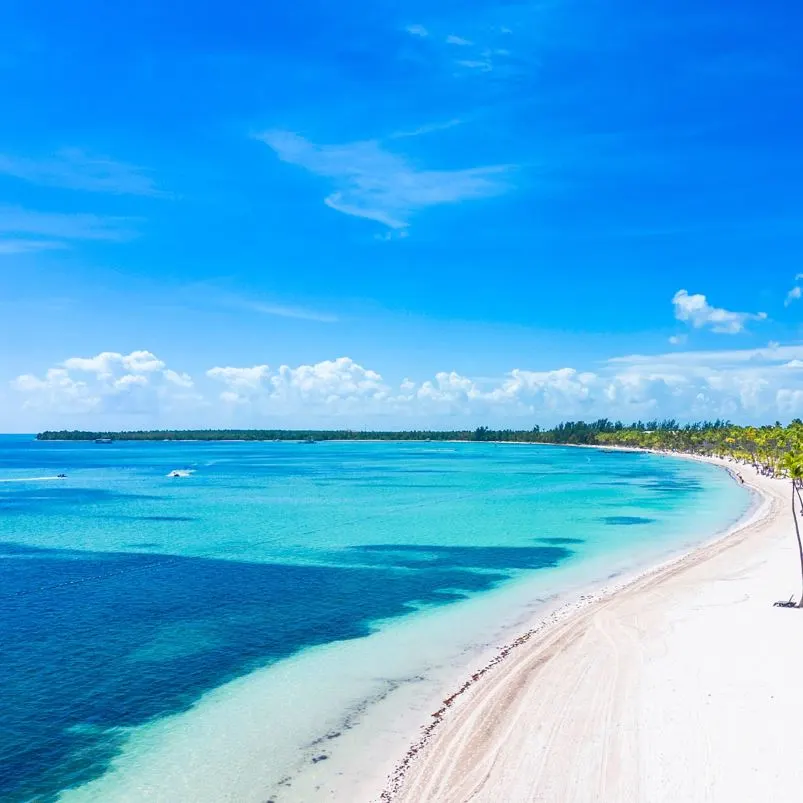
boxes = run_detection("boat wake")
[0,476,67,483]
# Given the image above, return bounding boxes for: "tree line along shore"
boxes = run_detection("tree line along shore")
[36,419,803,475]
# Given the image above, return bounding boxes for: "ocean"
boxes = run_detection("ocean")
[0,436,752,801]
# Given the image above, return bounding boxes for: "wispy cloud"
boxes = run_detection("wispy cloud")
[672,289,766,334]
[375,230,409,242]
[455,45,511,74]
[0,148,167,197]
[0,238,70,255]
[0,206,137,244]
[193,284,340,323]
[246,301,339,323]
[608,343,803,368]
[456,59,493,72]
[388,119,463,139]
[405,24,429,37]
[257,131,512,231]
[403,21,510,77]
[785,273,803,306]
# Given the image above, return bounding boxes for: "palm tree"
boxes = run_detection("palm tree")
[781,453,803,608]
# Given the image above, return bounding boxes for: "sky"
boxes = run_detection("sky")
[2,0,803,431]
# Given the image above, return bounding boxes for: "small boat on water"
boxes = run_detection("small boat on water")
[94,437,114,444]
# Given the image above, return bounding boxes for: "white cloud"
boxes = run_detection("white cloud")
[163,369,194,388]
[273,358,385,399]
[12,369,98,413]
[0,148,166,196]
[668,334,687,346]
[414,370,482,405]
[672,289,767,334]
[257,131,511,231]
[208,358,388,410]
[405,24,429,37]
[207,365,271,394]
[446,35,472,45]
[12,351,197,417]
[114,374,148,389]
[63,350,166,375]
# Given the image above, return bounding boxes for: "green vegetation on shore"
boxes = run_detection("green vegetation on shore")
[36,418,803,474]
[35,420,710,445]
[596,420,803,478]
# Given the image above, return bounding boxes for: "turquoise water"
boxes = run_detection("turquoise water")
[0,437,751,800]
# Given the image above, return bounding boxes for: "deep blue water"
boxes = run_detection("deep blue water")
[0,436,749,800]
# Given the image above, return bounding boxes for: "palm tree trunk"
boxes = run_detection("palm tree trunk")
[792,480,803,608]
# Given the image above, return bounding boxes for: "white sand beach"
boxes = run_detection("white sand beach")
[385,457,803,802]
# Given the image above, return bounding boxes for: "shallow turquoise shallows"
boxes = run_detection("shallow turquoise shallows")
[0,436,751,801]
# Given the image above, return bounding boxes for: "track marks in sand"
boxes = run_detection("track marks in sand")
[392,598,649,803]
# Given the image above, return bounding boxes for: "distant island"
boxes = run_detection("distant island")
[35,418,803,475]
[36,419,718,444]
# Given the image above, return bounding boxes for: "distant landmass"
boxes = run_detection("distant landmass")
[36,419,732,446]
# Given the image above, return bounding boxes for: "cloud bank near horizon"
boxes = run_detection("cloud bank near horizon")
[8,345,803,430]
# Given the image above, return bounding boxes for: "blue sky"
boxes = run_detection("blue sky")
[2,0,803,431]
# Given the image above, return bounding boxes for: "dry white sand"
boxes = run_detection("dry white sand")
[386,458,803,802]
